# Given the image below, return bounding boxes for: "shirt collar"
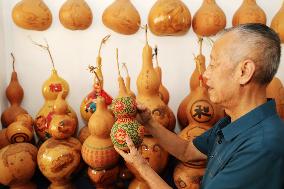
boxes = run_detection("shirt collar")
[219,99,277,141]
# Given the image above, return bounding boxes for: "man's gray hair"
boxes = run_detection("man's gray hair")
[224,24,281,85]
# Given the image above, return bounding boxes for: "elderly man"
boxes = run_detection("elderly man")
[115,23,284,189]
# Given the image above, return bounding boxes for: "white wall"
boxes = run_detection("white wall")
[1,0,284,131]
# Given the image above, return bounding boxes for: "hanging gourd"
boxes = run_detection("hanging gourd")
[232,0,266,26]
[59,0,93,30]
[80,35,113,124]
[31,39,78,142]
[148,0,191,36]
[102,0,141,35]
[110,49,144,150]
[271,1,284,43]
[192,0,226,37]
[1,53,28,128]
[12,0,52,31]
[177,37,206,129]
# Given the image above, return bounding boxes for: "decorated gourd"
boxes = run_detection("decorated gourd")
[271,1,284,43]
[102,0,141,35]
[148,0,191,36]
[59,0,93,30]
[6,114,34,144]
[192,0,226,36]
[1,54,27,128]
[31,39,78,142]
[136,25,173,133]
[232,0,266,26]
[12,0,52,30]
[80,35,113,123]
[178,38,206,129]
[0,143,38,189]
[111,49,144,150]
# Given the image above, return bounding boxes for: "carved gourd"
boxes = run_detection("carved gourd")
[82,96,120,188]
[1,54,27,128]
[59,0,93,30]
[12,0,52,30]
[192,0,226,36]
[232,0,266,26]
[148,0,191,36]
[271,1,284,43]
[102,0,141,35]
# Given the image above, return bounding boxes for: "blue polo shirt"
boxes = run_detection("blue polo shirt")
[193,100,284,189]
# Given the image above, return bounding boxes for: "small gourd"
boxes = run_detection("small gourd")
[271,1,284,43]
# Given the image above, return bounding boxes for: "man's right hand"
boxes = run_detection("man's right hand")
[136,103,153,126]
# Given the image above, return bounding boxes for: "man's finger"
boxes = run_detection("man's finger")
[114,146,128,159]
[125,135,136,150]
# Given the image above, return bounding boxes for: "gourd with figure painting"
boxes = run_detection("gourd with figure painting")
[271,1,284,43]
[81,68,120,188]
[37,92,81,189]
[110,49,144,151]
[12,0,52,30]
[192,0,226,36]
[1,53,27,128]
[102,0,141,35]
[232,0,266,26]
[59,0,93,30]
[178,38,207,129]
[0,143,38,189]
[148,0,191,36]
[31,39,78,142]
[136,25,173,133]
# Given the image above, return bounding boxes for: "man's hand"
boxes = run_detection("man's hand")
[136,103,153,126]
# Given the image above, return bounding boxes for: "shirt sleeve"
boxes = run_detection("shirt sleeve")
[203,147,282,189]
[193,127,217,156]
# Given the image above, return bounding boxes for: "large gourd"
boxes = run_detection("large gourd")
[271,1,284,43]
[59,0,93,30]
[12,0,52,31]
[148,0,191,36]
[102,0,141,35]
[192,0,226,37]
[232,0,266,26]
[1,54,27,128]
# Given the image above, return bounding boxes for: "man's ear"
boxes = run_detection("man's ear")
[238,59,256,85]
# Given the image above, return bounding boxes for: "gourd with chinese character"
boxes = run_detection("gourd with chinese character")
[192,0,226,36]
[148,0,191,36]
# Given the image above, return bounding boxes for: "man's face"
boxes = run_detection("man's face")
[203,33,240,106]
